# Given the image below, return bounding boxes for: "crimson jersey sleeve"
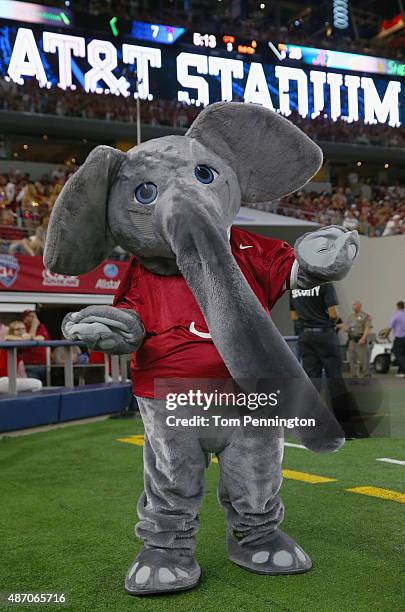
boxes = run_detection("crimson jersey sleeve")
[260,239,295,308]
[231,227,295,310]
[264,240,295,308]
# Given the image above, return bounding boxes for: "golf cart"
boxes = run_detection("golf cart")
[369,330,396,374]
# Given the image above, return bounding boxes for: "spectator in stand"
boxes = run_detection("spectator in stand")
[32,215,50,256]
[0,319,8,341]
[52,341,81,366]
[4,319,31,343]
[332,186,347,210]
[1,320,42,392]
[343,207,360,231]
[2,203,40,256]
[0,209,24,254]
[382,214,403,237]
[17,310,50,383]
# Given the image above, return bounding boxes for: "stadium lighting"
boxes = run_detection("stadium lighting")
[260,3,266,8]
[356,161,362,167]
[384,163,389,169]
[23,144,28,150]
[333,0,349,30]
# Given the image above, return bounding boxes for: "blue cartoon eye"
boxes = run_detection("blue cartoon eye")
[195,165,216,184]
[134,182,158,205]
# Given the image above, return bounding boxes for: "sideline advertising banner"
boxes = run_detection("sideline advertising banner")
[0,254,128,293]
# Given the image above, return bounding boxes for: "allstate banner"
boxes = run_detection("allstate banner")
[0,255,128,293]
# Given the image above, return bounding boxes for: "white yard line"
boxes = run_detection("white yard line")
[376,458,405,466]
[284,442,307,450]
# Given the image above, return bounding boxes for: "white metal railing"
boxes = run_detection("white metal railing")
[0,340,130,395]
[1,338,300,396]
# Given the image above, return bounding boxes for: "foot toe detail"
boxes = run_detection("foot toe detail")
[125,548,201,595]
[251,551,270,564]
[228,529,312,575]
[158,567,176,584]
[134,565,151,584]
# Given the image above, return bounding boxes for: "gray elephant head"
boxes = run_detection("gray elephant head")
[45,102,343,451]
[44,102,321,275]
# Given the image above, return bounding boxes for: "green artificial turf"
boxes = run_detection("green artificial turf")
[0,413,404,612]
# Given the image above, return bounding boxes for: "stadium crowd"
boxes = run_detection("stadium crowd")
[0,80,201,129]
[1,80,404,149]
[256,185,405,237]
[0,167,404,256]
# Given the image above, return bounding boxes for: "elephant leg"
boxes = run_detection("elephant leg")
[218,430,312,575]
[125,397,204,595]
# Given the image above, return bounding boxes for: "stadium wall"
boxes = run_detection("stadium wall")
[335,235,404,333]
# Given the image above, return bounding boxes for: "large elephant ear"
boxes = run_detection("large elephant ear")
[186,102,322,203]
[44,145,125,275]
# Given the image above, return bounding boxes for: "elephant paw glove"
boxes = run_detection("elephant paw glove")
[62,306,145,354]
[294,225,359,285]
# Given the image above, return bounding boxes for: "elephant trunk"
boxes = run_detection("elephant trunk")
[156,196,344,453]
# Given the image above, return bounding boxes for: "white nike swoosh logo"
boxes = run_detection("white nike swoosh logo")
[240,244,253,250]
[189,322,212,339]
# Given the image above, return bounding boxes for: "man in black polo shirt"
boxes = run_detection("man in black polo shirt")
[290,283,341,385]
[290,283,359,435]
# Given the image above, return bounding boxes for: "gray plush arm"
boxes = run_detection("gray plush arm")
[62,305,145,354]
[293,225,359,288]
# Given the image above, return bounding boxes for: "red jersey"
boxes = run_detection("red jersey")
[0,350,23,377]
[113,227,295,398]
[18,323,50,365]
[0,350,9,377]
[0,226,23,240]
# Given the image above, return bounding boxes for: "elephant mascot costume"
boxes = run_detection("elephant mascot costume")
[44,102,359,596]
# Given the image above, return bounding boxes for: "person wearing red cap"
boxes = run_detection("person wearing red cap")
[18,310,50,383]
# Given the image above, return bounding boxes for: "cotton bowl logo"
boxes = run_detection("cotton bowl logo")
[42,269,80,287]
[103,263,119,279]
[0,255,20,288]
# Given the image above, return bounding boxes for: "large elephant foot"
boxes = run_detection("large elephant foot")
[227,528,312,575]
[125,547,201,595]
